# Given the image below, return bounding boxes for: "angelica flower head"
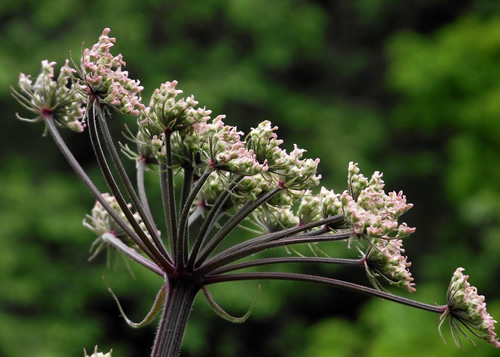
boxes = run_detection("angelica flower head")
[439,268,500,348]
[80,28,145,116]
[12,60,85,132]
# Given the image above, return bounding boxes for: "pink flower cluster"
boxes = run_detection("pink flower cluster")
[198,116,268,176]
[440,268,500,348]
[339,162,415,291]
[81,28,145,116]
[247,121,322,192]
[341,162,415,240]
[363,239,415,293]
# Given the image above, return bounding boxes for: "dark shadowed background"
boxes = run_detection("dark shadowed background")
[1,0,499,356]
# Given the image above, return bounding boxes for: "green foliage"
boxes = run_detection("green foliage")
[296,318,362,357]
[0,160,101,356]
[387,15,500,279]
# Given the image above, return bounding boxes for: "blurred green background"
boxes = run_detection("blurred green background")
[1,0,500,356]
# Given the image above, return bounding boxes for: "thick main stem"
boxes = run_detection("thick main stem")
[151,278,200,357]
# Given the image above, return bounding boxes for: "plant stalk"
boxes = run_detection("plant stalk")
[151,278,200,357]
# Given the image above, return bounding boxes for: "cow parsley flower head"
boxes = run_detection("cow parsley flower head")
[12,60,85,132]
[439,268,500,348]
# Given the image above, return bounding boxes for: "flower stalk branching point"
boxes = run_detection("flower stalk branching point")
[12,28,499,356]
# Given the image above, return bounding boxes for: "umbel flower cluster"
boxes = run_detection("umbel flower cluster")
[12,28,499,356]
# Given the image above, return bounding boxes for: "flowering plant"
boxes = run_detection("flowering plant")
[12,28,499,356]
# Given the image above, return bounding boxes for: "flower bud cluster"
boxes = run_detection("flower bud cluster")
[340,162,415,291]
[81,28,145,116]
[83,194,151,257]
[363,239,415,293]
[247,121,321,191]
[319,187,343,218]
[252,205,300,233]
[441,268,500,347]
[147,80,211,131]
[341,162,415,240]
[297,190,322,225]
[248,188,343,235]
[13,60,85,132]
[198,116,267,176]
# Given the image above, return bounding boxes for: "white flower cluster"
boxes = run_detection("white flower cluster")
[130,82,322,208]
[13,60,85,132]
[247,121,322,191]
[83,193,151,259]
[247,187,343,235]
[251,205,300,233]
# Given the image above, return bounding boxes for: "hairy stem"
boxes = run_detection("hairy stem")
[137,159,155,226]
[101,233,163,276]
[160,130,179,265]
[178,170,210,266]
[151,278,200,357]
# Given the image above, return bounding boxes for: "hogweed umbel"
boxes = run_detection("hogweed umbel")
[13,28,499,356]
